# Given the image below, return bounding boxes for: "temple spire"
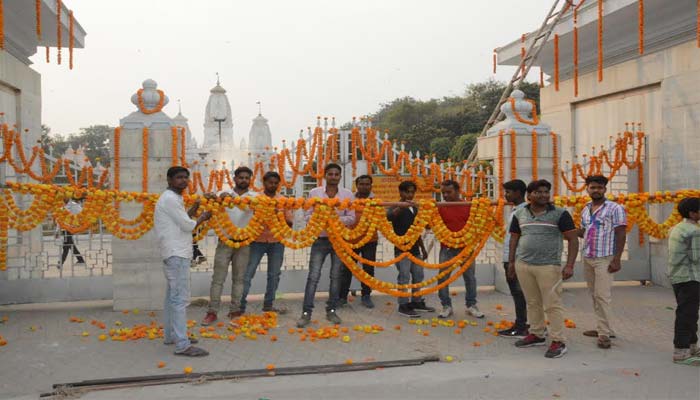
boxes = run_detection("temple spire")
[256,101,262,116]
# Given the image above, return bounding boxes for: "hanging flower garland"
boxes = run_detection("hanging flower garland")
[540,69,544,88]
[45,46,50,63]
[554,34,560,91]
[551,132,560,196]
[531,130,538,181]
[180,127,187,167]
[68,10,74,70]
[137,89,165,115]
[497,130,504,199]
[56,0,61,64]
[697,0,700,48]
[492,49,497,74]
[35,0,41,40]
[0,0,4,50]
[510,98,540,126]
[597,0,604,82]
[520,33,526,77]
[638,0,644,54]
[170,127,178,167]
[509,130,517,180]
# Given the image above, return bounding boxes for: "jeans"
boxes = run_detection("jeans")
[302,238,342,313]
[209,242,250,313]
[502,262,528,329]
[61,231,85,265]
[163,256,191,352]
[240,241,285,311]
[396,257,424,305]
[437,247,477,308]
[672,280,699,349]
[339,241,377,299]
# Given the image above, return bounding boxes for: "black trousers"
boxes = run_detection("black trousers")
[61,231,85,265]
[503,262,528,329]
[339,241,378,298]
[672,280,699,349]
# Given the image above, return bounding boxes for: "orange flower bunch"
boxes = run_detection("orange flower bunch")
[136,89,165,115]
[510,98,540,126]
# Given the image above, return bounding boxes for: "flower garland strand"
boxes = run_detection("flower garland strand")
[638,0,645,55]
[45,46,49,63]
[35,0,41,40]
[510,98,540,126]
[137,89,165,115]
[509,130,517,180]
[520,34,526,77]
[531,130,538,181]
[598,0,604,82]
[180,127,187,167]
[697,0,700,48]
[170,127,178,167]
[497,130,504,199]
[68,10,74,70]
[56,0,61,64]
[540,69,544,88]
[492,49,497,74]
[551,132,560,196]
[554,34,560,91]
[0,0,4,50]
[573,7,580,97]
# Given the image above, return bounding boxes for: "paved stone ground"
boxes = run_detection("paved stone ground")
[0,285,698,399]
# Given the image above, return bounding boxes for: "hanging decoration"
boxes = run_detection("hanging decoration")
[551,132,560,196]
[598,0,604,82]
[35,0,41,40]
[142,127,149,193]
[136,89,165,114]
[554,34,560,91]
[180,127,187,167]
[493,49,497,74]
[170,127,179,167]
[531,130,538,181]
[540,69,544,88]
[520,34,526,76]
[56,0,61,64]
[509,130,517,180]
[45,46,49,63]
[638,0,645,54]
[68,10,74,69]
[0,0,4,50]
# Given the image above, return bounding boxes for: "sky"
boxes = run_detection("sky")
[31,0,550,146]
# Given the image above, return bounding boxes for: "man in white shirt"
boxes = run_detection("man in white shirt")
[297,163,355,328]
[202,166,258,325]
[154,166,211,357]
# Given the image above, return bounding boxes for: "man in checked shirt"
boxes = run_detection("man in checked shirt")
[578,175,627,349]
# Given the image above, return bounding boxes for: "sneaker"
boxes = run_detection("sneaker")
[361,295,375,309]
[412,301,436,313]
[515,334,546,348]
[597,335,611,349]
[545,341,568,358]
[690,344,700,357]
[296,312,311,328]
[262,305,288,315]
[201,311,217,326]
[466,305,485,318]
[438,306,453,319]
[174,345,209,357]
[398,304,420,317]
[326,309,342,324]
[498,327,528,339]
[227,310,244,319]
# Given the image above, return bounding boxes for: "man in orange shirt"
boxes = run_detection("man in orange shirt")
[239,171,294,314]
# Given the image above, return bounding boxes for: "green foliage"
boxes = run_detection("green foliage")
[367,79,540,162]
[44,125,114,165]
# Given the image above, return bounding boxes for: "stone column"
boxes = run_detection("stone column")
[476,90,561,294]
[111,79,177,311]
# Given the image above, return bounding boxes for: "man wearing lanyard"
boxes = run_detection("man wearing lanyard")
[497,180,529,338]
[296,163,355,328]
[202,166,258,325]
[579,175,627,349]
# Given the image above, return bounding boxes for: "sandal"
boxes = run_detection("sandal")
[175,346,209,357]
[597,335,611,349]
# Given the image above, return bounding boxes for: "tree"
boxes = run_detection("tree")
[429,137,452,161]
[448,133,478,162]
[46,125,114,165]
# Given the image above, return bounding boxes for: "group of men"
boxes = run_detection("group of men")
[154,165,698,365]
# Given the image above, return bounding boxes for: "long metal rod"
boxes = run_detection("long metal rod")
[43,356,440,398]
[467,0,568,163]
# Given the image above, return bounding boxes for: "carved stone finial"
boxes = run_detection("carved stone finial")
[130,79,169,113]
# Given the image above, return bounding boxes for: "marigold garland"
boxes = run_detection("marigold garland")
[56,0,61,64]
[540,69,544,88]
[553,34,560,91]
[45,46,50,63]
[520,33,526,77]
[0,0,4,50]
[531,130,538,181]
[697,0,700,48]
[497,130,504,199]
[180,127,187,167]
[68,10,74,70]
[492,50,497,74]
[35,0,41,40]
[510,98,539,126]
[597,0,604,82]
[573,8,580,97]
[170,127,178,167]
[638,0,644,55]
[137,89,165,115]
[551,132,560,196]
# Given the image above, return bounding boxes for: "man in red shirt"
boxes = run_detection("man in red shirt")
[436,180,484,319]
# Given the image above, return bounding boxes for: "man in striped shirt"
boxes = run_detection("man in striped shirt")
[578,175,627,349]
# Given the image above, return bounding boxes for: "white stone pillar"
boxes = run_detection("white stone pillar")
[111,79,177,311]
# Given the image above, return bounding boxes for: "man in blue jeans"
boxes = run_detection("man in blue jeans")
[154,166,211,357]
[436,180,484,319]
[296,163,355,328]
[239,171,294,314]
[387,181,435,317]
